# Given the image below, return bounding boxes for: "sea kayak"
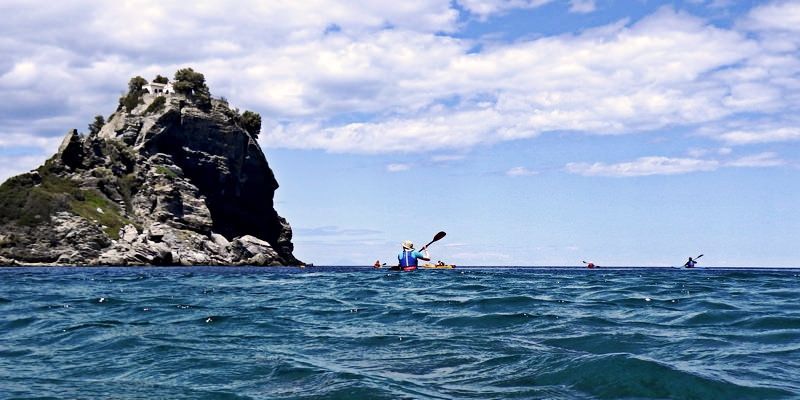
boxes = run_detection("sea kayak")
[421,263,456,269]
[388,266,417,271]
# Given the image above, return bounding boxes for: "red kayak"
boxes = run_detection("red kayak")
[389,266,417,272]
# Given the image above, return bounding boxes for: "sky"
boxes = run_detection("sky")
[1,0,799,266]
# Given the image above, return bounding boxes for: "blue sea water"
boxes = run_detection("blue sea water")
[1,267,799,399]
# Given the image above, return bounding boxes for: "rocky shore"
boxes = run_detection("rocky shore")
[0,69,302,266]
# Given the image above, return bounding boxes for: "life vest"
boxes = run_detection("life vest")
[399,250,419,267]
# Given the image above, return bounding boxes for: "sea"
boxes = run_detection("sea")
[1,266,799,399]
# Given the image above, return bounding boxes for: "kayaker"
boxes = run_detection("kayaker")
[398,240,430,269]
[684,257,697,268]
[437,260,445,266]
[373,260,381,269]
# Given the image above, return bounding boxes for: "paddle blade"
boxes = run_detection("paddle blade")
[421,231,447,250]
[696,254,704,259]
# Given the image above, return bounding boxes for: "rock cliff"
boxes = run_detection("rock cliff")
[0,69,302,266]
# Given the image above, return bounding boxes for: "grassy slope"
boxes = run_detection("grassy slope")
[0,160,131,239]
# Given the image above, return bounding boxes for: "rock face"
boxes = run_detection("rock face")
[0,73,302,266]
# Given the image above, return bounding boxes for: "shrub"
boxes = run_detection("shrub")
[173,67,211,109]
[88,115,105,135]
[155,165,179,179]
[144,96,166,114]
[0,172,78,226]
[240,110,262,138]
[123,76,148,112]
[0,166,131,239]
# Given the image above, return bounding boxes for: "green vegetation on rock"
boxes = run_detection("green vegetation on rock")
[240,110,262,139]
[144,96,166,114]
[88,115,105,135]
[155,165,179,179]
[121,76,148,112]
[0,160,131,239]
[174,68,211,109]
[68,189,129,239]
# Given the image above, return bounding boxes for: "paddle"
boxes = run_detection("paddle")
[420,231,446,251]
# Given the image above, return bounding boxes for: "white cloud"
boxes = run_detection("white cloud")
[719,127,800,145]
[260,8,789,153]
[0,154,48,184]
[457,0,553,19]
[566,156,720,177]
[567,150,789,177]
[506,166,538,176]
[726,152,785,167]
[0,132,62,152]
[742,1,800,34]
[569,0,596,14]
[687,147,710,158]
[386,163,411,172]
[431,154,466,162]
[1,0,800,171]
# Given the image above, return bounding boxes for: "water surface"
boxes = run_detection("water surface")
[1,267,798,399]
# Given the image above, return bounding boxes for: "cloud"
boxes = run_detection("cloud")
[726,152,785,167]
[569,0,596,14]
[566,156,720,177]
[567,150,789,177]
[717,126,800,145]
[431,154,466,162]
[386,163,411,172]
[741,1,800,34]
[457,0,553,19]
[505,166,538,176]
[1,0,800,175]
[261,7,794,153]
[0,154,48,184]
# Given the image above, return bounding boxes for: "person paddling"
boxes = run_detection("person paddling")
[398,240,430,270]
[684,256,698,268]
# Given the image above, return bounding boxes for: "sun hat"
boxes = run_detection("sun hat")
[402,240,414,250]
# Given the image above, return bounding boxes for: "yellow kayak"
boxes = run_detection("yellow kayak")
[421,263,456,269]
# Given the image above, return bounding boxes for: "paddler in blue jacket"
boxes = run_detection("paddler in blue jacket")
[398,240,430,269]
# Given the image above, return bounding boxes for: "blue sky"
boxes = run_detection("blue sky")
[1,0,798,266]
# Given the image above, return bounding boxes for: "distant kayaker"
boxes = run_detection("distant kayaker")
[373,260,381,269]
[684,257,698,268]
[437,260,445,266]
[398,240,430,269]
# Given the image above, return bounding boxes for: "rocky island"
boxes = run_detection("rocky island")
[0,69,302,266]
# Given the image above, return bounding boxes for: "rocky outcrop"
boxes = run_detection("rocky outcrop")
[0,71,303,266]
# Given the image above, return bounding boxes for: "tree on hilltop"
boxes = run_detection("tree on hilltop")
[88,115,105,135]
[173,68,211,109]
[121,76,148,112]
[240,110,262,139]
[153,75,169,84]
